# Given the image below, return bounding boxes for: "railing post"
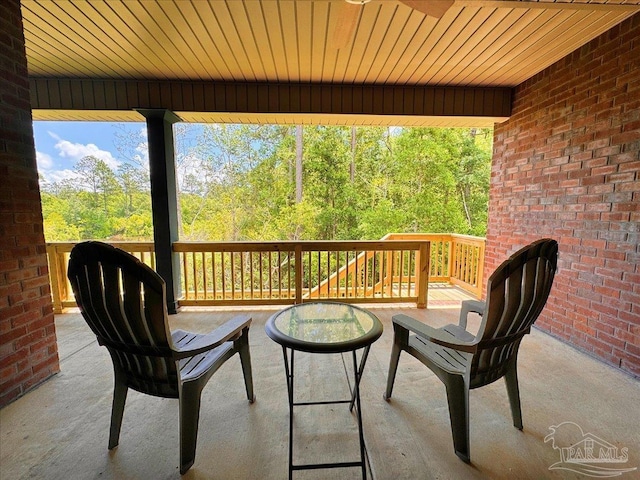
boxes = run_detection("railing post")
[46,244,63,314]
[447,236,455,282]
[476,240,486,298]
[385,251,392,297]
[294,245,303,304]
[416,242,430,309]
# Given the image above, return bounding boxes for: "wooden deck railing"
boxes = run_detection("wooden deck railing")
[384,233,485,298]
[46,234,484,313]
[174,240,429,307]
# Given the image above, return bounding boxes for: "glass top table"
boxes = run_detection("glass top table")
[265,301,383,353]
[265,302,383,479]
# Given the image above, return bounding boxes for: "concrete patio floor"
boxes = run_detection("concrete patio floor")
[2,296,639,479]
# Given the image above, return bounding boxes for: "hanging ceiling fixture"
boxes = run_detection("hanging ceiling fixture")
[332,1,628,50]
[332,0,454,49]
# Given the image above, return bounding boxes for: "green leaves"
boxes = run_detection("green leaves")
[40,125,492,242]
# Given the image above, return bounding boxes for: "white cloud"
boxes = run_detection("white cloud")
[49,131,120,170]
[36,151,54,170]
[37,166,80,186]
[47,169,80,184]
[135,140,149,165]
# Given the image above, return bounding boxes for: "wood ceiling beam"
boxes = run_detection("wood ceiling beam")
[29,78,512,121]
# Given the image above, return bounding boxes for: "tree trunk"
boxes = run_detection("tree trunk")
[295,125,303,203]
[350,126,356,182]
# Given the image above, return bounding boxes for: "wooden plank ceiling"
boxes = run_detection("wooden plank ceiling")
[22,0,640,126]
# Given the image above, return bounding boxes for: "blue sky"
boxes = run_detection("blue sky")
[33,121,147,183]
[32,121,404,186]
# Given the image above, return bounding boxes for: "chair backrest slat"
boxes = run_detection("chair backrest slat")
[142,281,170,345]
[121,269,156,345]
[101,263,133,344]
[471,239,558,385]
[76,263,123,344]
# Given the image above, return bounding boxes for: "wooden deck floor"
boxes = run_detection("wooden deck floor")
[423,283,477,307]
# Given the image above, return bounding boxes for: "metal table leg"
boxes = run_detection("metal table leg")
[352,348,367,479]
[281,346,295,480]
[281,345,370,479]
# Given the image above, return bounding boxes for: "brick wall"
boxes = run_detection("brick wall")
[0,0,59,407]
[488,13,640,377]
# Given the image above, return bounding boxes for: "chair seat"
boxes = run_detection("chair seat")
[408,324,474,375]
[173,330,235,382]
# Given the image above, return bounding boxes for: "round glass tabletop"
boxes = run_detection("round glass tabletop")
[265,302,383,353]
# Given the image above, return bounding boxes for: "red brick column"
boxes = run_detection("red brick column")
[487,14,640,377]
[1,0,59,407]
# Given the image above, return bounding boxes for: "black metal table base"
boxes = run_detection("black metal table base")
[282,346,371,480]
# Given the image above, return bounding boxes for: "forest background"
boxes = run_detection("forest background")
[39,125,492,243]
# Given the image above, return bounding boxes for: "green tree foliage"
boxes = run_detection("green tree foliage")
[392,128,468,233]
[41,153,151,241]
[303,126,357,239]
[40,124,492,242]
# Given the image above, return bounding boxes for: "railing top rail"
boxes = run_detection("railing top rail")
[384,232,449,237]
[48,237,483,250]
[173,240,429,252]
[450,234,487,242]
[385,232,485,241]
[47,241,155,252]
[385,233,454,242]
